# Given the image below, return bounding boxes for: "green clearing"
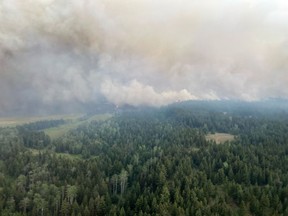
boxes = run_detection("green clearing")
[206,133,235,144]
[0,113,112,139]
[43,113,112,139]
[28,148,82,160]
[0,114,83,127]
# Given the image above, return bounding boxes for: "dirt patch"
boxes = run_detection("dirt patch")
[206,133,234,144]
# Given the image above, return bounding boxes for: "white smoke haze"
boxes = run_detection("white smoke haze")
[101,79,197,107]
[1,0,288,114]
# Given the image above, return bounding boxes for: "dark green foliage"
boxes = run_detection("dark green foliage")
[15,119,64,149]
[18,119,66,131]
[1,101,288,215]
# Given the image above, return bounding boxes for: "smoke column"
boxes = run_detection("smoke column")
[1,0,288,114]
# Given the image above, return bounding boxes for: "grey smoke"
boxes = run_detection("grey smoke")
[1,0,288,114]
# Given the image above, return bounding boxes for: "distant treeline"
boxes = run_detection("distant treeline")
[166,99,288,119]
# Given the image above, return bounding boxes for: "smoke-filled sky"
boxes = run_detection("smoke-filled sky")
[1,0,288,114]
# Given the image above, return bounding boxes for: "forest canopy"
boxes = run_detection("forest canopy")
[0,100,288,215]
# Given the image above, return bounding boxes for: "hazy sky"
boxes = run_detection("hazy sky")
[1,0,288,114]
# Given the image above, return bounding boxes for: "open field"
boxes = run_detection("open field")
[43,113,112,139]
[206,133,235,144]
[28,148,82,160]
[0,114,83,127]
[28,148,100,160]
[0,113,112,139]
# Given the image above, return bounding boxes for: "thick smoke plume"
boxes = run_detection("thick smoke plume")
[101,80,196,107]
[1,0,288,114]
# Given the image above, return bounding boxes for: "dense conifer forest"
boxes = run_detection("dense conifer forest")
[1,101,288,215]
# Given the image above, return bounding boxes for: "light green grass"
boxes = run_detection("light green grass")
[0,113,112,139]
[206,133,235,144]
[28,148,81,160]
[28,148,99,160]
[43,113,112,139]
[0,114,83,127]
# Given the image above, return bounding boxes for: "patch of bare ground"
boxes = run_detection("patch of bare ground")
[206,133,234,144]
